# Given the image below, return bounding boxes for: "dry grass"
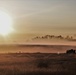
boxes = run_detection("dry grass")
[0,53,75,75]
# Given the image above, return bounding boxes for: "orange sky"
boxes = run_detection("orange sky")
[0,0,76,43]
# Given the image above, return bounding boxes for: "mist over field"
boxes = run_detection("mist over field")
[0,44,76,53]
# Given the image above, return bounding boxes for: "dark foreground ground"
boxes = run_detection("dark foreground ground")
[0,53,76,75]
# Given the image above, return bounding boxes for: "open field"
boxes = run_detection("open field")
[0,53,76,75]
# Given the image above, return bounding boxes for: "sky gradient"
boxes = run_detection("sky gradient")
[0,0,76,43]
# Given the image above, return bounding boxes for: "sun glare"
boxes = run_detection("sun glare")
[0,10,13,36]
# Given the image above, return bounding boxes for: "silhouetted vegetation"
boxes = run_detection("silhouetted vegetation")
[32,35,76,41]
[66,49,76,54]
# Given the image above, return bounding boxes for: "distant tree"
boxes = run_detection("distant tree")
[50,35,54,38]
[65,35,70,39]
[57,35,63,39]
[66,49,76,54]
[70,36,73,39]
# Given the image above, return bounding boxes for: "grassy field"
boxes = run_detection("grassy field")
[0,53,75,75]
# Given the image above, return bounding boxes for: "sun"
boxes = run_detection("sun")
[0,10,13,36]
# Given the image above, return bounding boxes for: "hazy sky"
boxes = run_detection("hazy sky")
[0,0,76,35]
